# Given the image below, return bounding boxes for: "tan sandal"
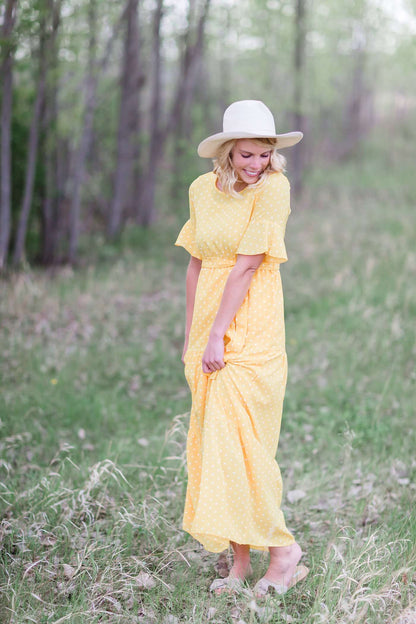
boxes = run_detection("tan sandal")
[209,575,244,594]
[210,564,253,595]
[253,564,309,598]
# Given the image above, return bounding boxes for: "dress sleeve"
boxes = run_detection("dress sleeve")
[236,173,291,263]
[174,184,202,259]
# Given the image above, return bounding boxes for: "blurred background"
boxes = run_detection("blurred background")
[1,0,415,269]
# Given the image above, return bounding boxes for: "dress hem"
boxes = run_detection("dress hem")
[183,526,295,554]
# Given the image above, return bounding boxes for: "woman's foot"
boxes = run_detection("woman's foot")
[229,541,252,580]
[210,543,252,595]
[254,564,309,598]
[255,542,304,596]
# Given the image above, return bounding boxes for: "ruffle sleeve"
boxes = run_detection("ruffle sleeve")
[175,219,202,259]
[236,218,288,262]
[174,185,202,259]
[236,172,291,263]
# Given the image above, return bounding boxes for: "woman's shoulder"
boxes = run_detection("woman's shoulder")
[189,171,215,194]
[261,171,290,193]
[254,171,291,217]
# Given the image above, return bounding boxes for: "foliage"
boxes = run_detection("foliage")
[2,0,416,266]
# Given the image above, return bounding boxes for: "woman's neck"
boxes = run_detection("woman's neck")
[233,180,248,192]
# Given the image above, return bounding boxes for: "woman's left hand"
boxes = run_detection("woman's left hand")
[202,334,225,374]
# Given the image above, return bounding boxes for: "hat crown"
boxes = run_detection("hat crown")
[223,100,276,135]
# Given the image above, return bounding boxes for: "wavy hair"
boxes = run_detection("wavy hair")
[213,138,286,198]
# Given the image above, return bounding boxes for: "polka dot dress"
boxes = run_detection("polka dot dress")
[175,170,295,553]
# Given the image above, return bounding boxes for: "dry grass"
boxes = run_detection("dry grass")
[1,132,416,622]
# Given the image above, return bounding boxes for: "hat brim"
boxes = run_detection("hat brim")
[197,131,303,158]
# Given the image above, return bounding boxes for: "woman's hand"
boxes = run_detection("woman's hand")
[202,334,225,374]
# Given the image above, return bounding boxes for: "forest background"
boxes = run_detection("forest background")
[1,0,416,623]
[1,0,415,267]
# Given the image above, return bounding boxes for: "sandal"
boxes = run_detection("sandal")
[210,564,253,595]
[253,564,309,598]
[209,575,244,594]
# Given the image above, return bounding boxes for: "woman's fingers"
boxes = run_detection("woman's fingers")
[202,360,214,373]
[202,335,225,373]
[202,358,225,373]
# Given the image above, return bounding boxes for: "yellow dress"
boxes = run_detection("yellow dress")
[175,170,295,553]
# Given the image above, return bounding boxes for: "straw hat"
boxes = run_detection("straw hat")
[197,100,303,158]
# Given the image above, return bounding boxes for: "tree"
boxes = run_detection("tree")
[136,0,164,227]
[107,0,143,240]
[13,10,47,266]
[40,0,62,264]
[67,2,126,263]
[292,0,307,195]
[166,0,212,207]
[68,0,98,264]
[167,0,212,140]
[0,0,18,270]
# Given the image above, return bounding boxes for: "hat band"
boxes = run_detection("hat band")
[223,125,276,135]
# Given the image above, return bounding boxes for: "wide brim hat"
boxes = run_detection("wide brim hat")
[197,100,303,158]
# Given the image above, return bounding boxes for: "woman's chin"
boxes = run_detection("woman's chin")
[240,173,260,184]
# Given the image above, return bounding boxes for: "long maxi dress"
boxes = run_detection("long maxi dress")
[175,170,295,553]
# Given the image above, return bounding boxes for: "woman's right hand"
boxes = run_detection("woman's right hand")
[201,333,225,374]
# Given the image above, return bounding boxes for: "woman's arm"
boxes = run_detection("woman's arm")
[182,255,202,363]
[202,253,264,373]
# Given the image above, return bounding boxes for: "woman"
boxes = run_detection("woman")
[175,100,309,597]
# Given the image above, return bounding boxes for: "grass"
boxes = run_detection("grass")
[1,130,416,623]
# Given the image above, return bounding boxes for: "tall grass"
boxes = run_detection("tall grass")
[1,128,415,622]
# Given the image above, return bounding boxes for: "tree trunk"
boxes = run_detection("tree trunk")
[107,0,142,240]
[338,48,366,160]
[292,0,307,196]
[181,0,211,139]
[40,0,62,265]
[13,17,47,266]
[167,0,211,207]
[0,0,17,271]
[136,0,163,227]
[167,0,211,139]
[67,3,126,261]
[68,0,97,264]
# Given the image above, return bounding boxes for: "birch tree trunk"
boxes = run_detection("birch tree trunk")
[338,48,367,159]
[13,16,47,266]
[40,0,62,265]
[168,0,211,206]
[292,0,307,195]
[68,0,97,264]
[107,0,142,240]
[167,0,211,139]
[67,3,126,261]
[136,0,163,227]
[0,0,17,271]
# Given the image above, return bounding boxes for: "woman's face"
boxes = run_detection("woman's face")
[230,139,272,185]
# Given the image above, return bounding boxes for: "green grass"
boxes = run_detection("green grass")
[1,131,415,623]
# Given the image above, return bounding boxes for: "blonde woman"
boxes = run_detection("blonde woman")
[175,100,309,597]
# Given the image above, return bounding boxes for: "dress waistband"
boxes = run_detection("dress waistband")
[202,258,236,268]
[201,257,280,270]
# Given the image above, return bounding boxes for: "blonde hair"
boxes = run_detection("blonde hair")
[213,138,286,198]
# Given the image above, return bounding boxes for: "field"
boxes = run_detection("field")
[1,133,415,623]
